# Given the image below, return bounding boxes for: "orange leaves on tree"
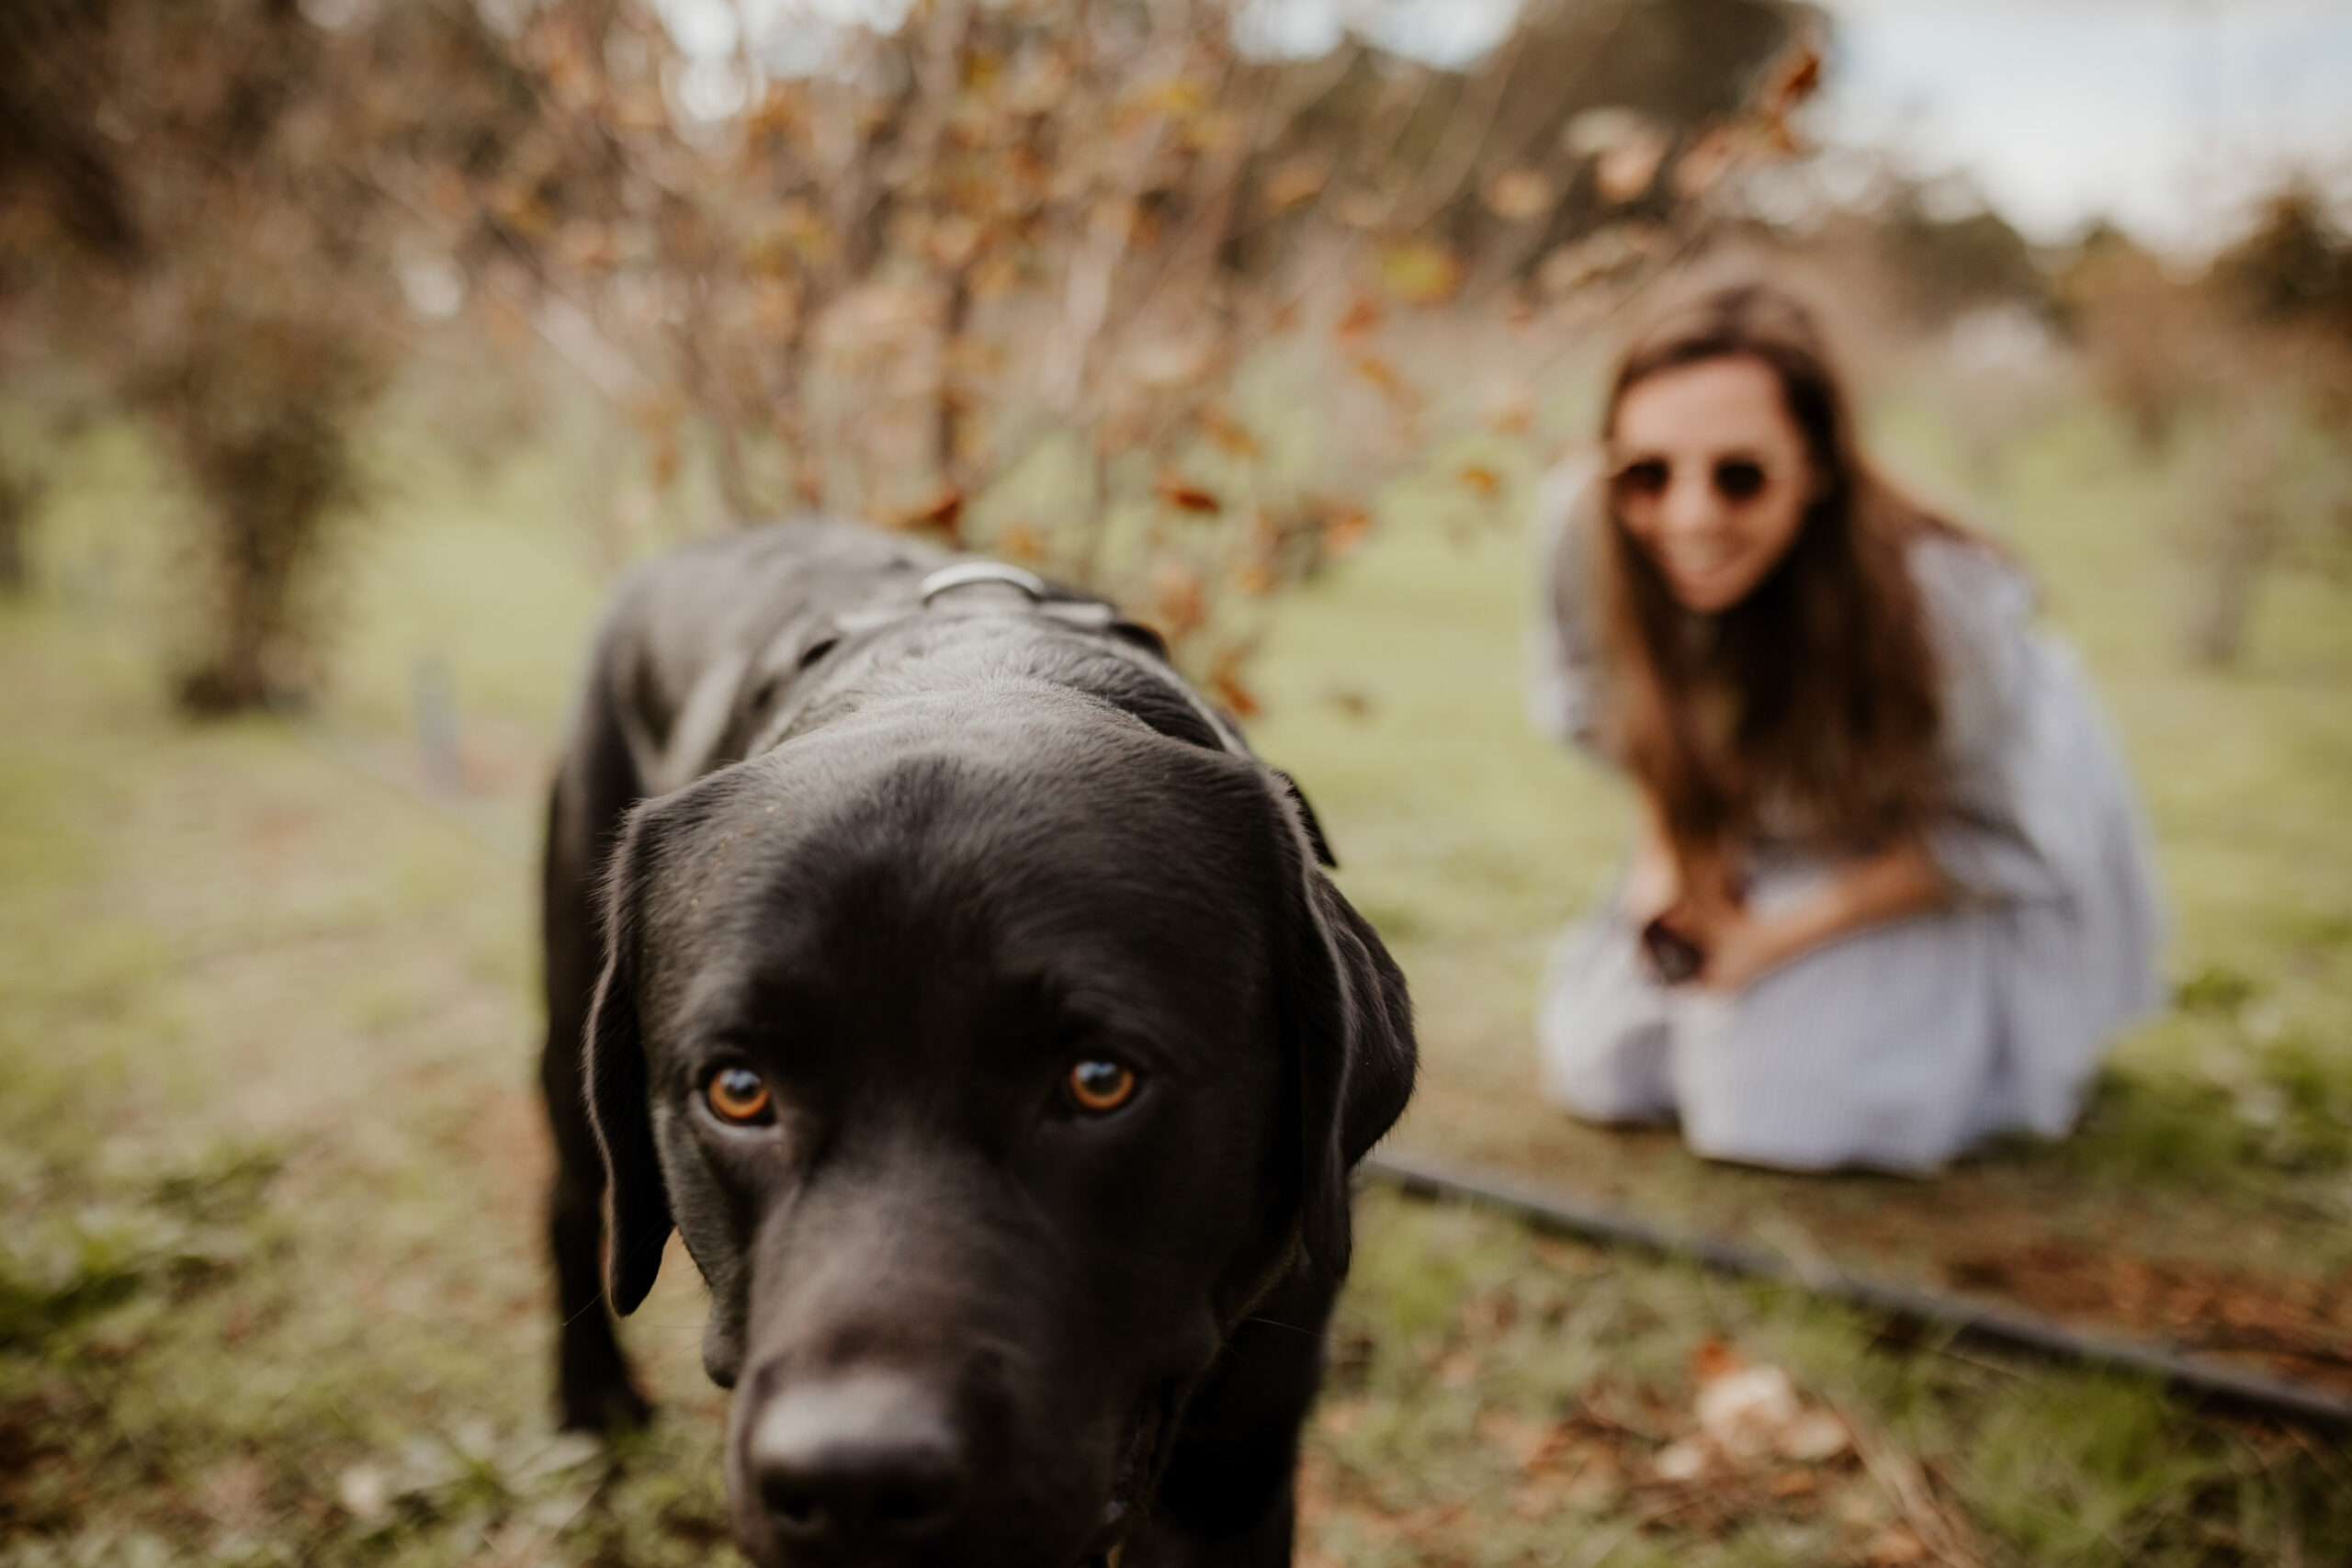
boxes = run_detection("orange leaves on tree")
[1482,382,1535,434]
[1596,134,1668,205]
[961,48,1004,96]
[1131,335,1216,390]
[1673,124,1747,200]
[743,91,804,141]
[1756,39,1824,152]
[1209,649,1261,718]
[480,292,533,354]
[1566,107,1669,205]
[1334,293,1385,341]
[1179,108,1244,157]
[1261,154,1328,212]
[893,486,966,546]
[1766,40,1824,108]
[1233,561,1277,597]
[630,396,685,488]
[1535,222,1664,299]
[318,0,1818,747]
[1690,1337,1742,1383]
[1320,506,1372,560]
[923,211,984,270]
[425,167,470,221]
[1156,475,1223,515]
[556,222,616,272]
[1377,240,1463,306]
[1197,404,1261,459]
[1482,168,1556,222]
[969,247,1024,300]
[1148,559,1207,639]
[992,520,1042,562]
[750,281,800,338]
[1001,47,1072,116]
[1137,75,1211,122]
[1350,354,1420,416]
[1232,509,1285,596]
[614,83,670,132]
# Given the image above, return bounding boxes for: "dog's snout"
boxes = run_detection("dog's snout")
[749,1371,968,1555]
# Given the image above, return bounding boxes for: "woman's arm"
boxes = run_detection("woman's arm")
[1678,838,1951,993]
[1619,800,1682,928]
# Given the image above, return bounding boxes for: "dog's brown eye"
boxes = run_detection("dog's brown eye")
[1066,1059,1137,1115]
[706,1066,774,1125]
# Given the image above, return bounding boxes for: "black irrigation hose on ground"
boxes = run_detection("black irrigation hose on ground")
[266,711,2352,1438]
[1363,1145,2352,1437]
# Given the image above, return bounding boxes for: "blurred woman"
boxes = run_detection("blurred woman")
[1529,281,2160,1172]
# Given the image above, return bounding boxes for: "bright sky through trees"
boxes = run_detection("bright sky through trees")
[653,0,2352,257]
[1819,0,2352,254]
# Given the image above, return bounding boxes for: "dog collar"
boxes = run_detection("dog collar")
[919,560,1050,604]
[773,554,1245,761]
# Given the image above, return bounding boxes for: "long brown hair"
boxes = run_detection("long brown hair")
[1589,281,1961,875]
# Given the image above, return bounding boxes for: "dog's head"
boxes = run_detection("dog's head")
[582,683,1412,1567]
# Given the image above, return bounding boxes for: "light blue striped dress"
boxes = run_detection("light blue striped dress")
[1528,473,2164,1172]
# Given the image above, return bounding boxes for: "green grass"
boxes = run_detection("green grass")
[1246,390,2352,1281]
[3,384,2349,1564]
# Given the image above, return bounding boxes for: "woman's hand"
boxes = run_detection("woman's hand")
[1664,899,1791,993]
[1666,839,1953,995]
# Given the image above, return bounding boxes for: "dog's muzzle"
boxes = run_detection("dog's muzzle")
[746,1371,969,1561]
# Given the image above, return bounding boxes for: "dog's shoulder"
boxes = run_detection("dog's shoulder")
[598,519,944,677]
[581,520,952,795]
[577,520,1274,814]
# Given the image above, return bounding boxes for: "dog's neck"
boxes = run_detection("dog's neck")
[711,558,1242,776]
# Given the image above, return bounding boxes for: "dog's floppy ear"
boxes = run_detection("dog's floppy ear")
[1271,767,1339,869]
[584,803,675,1315]
[1271,784,1415,1278]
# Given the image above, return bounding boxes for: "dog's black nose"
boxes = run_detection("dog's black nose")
[748,1372,968,1555]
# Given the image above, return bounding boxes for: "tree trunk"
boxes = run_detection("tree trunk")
[2188,497,2280,669]
[933,265,972,494]
[0,445,30,595]
[2187,416,2284,670]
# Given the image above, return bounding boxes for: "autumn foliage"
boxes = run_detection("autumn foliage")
[1,0,1817,707]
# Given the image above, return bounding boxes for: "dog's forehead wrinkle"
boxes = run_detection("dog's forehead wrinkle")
[637,763,1283,1100]
[697,720,1278,920]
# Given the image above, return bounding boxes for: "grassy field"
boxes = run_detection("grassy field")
[3,385,2348,1565]
[1249,389,2352,1316]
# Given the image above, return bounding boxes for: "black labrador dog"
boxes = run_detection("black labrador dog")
[539,520,1414,1567]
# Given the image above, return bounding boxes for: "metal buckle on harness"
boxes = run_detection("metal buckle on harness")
[918,560,1049,604]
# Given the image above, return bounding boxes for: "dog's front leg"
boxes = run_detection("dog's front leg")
[538,701,655,1431]
[1124,1263,1339,1568]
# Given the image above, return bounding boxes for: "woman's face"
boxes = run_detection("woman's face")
[1607,355,1818,614]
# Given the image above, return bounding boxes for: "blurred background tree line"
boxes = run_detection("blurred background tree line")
[6,11,2352,1561]
[0,0,2346,710]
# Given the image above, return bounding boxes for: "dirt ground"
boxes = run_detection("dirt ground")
[6,391,2351,1564]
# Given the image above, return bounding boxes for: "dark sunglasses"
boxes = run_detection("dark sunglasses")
[1609,454,1774,506]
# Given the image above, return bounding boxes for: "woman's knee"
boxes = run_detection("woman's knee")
[1538,1004,1673,1122]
